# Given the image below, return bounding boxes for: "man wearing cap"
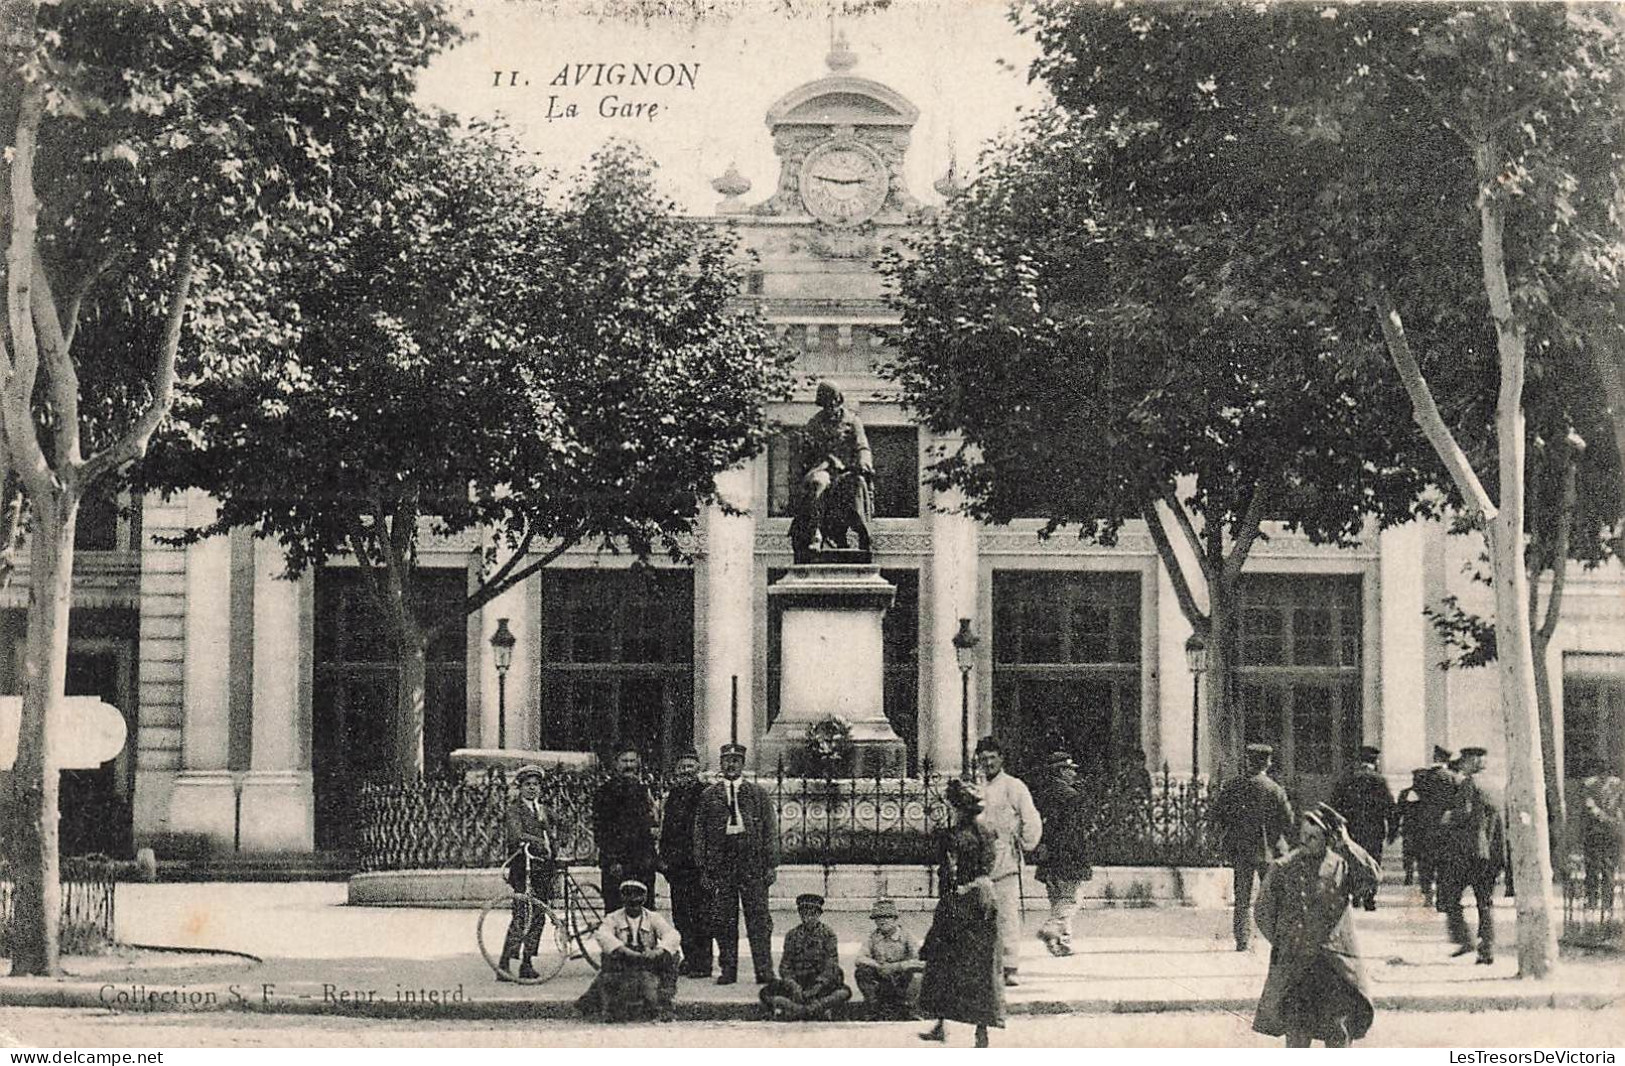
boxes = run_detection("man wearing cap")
[498,765,556,981]
[695,742,779,984]
[855,898,924,1020]
[577,879,683,1023]
[1435,746,1506,963]
[1331,746,1395,911]
[973,737,1042,986]
[594,744,660,913]
[762,893,853,1021]
[658,748,713,978]
[1413,746,1461,906]
[1210,743,1296,951]
[1029,751,1091,956]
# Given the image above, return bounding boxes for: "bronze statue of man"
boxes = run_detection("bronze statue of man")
[790,381,875,562]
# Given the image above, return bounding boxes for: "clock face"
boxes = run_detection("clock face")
[799,142,888,226]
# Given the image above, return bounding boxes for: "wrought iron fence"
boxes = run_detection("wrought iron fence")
[0,854,122,954]
[357,759,1222,873]
[1560,851,1622,952]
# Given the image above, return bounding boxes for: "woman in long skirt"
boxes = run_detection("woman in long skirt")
[919,778,1004,1048]
[1253,802,1380,1047]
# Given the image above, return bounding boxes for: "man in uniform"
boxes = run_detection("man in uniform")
[695,741,778,985]
[1029,751,1091,956]
[658,747,713,977]
[1331,745,1396,910]
[1436,745,1506,964]
[594,744,660,913]
[1210,743,1295,951]
[1414,745,1461,907]
[974,736,1043,986]
[498,764,555,981]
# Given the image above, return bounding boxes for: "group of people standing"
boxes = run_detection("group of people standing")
[1210,740,1509,1048]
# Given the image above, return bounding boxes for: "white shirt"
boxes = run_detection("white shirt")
[978,771,1043,881]
[594,906,682,957]
[725,779,745,835]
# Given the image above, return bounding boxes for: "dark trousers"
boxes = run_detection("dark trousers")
[668,872,713,973]
[577,951,680,1021]
[855,964,921,1019]
[601,863,658,913]
[713,877,774,980]
[1232,860,1270,948]
[501,894,548,965]
[1439,864,1497,958]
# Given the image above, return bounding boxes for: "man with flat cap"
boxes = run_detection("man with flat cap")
[658,747,713,977]
[1435,745,1505,963]
[695,741,779,984]
[1331,745,1396,911]
[498,764,555,981]
[1413,745,1461,907]
[762,892,853,1021]
[577,878,683,1022]
[1210,743,1296,951]
[1030,751,1091,956]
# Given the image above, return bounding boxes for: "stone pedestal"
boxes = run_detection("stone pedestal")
[761,564,905,775]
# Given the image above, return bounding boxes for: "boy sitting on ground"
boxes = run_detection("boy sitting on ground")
[760,893,852,1021]
[854,898,924,1020]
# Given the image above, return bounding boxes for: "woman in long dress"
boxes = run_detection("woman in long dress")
[918,778,1004,1048]
[1253,802,1380,1047]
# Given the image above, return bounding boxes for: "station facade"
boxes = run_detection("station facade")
[4,45,1621,860]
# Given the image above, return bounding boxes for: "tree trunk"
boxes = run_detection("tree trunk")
[1207,578,1242,783]
[6,488,78,976]
[1529,624,1565,867]
[393,625,428,780]
[1595,341,1625,528]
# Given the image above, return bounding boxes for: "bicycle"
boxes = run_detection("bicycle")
[476,845,606,984]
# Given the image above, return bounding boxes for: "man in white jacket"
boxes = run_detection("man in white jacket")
[974,737,1043,986]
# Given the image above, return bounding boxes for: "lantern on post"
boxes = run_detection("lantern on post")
[1185,631,1209,780]
[491,618,517,750]
[952,618,980,778]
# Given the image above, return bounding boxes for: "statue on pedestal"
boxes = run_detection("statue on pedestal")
[789,381,874,563]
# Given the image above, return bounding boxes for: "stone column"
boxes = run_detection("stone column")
[927,485,978,775]
[699,464,755,768]
[238,538,314,852]
[163,492,237,851]
[1380,521,1427,776]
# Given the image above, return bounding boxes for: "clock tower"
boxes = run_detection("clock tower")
[751,32,921,227]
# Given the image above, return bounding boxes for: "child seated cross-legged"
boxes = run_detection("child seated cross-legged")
[760,893,853,1021]
[854,898,924,1020]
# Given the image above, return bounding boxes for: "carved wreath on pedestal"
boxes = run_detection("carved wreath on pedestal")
[804,714,854,773]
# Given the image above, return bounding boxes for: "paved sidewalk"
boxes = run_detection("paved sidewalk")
[1,878,1619,1019]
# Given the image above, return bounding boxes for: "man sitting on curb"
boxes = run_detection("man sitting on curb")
[760,893,853,1021]
[854,898,923,1020]
[577,879,682,1023]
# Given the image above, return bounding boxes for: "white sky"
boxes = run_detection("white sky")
[417,0,1048,213]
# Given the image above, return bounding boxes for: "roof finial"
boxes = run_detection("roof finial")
[935,148,962,198]
[826,28,857,73]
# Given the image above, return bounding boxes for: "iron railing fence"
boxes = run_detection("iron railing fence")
[1560,851,1622,952]
[0,854,122,954]
[356,761,1223,873]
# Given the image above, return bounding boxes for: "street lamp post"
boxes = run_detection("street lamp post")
[952,618,980,778]
[491,618,516,750]
[1185,631,1209,780]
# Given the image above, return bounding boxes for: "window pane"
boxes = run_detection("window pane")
[1291,686,1336,774]
[993,571,1139,666]
[1242,607,1284,666]
[868,426,919,519]
[767,430,795,518]
[1293,607,1335,666]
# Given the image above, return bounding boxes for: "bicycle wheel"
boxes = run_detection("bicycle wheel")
[476,892,569,984]
[564,879,606,971]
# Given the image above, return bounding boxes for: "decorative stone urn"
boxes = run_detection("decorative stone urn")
[760,562,906,776]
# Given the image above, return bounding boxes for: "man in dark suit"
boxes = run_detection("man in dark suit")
[659,747,713,978]
[1210,743,1295,951]
[1414,745,1461,907]
[1436,745,1506,964]
[694,742,778,985]
[500,764,556,981]
[1331,745,1396,910]
[595,744,660,913]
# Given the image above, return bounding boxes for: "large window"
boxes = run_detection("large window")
[766,567,919,772]
[991,570,1142,778]
[1564,652,1625,780]
[313,568,468,849]
[767,425,920,519]
[538,570,694,767]
[1236,574,1362,794]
